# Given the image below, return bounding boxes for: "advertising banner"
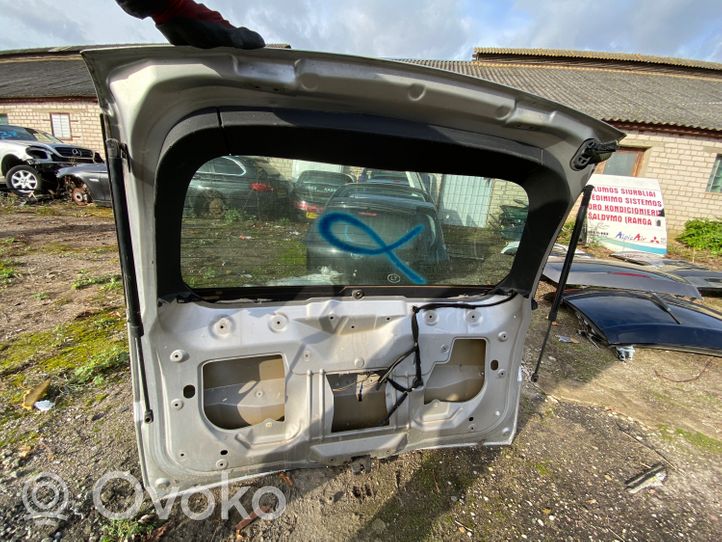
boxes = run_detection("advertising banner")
[586,174,667,255]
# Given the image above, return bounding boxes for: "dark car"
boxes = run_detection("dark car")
[290,169,354,220]
[305,182,449,284]
[0,124,99,196]
[186,155,291,218]
[58,163,111,206]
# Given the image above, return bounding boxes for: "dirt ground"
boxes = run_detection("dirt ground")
[0,198,720,541]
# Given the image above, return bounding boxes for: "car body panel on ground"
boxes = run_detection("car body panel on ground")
[610,251,722,295]
[83,45,622,497]
[543,257,701,298]
[563,288,722,356]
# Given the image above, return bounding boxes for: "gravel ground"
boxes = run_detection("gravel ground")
[0,199,719,541]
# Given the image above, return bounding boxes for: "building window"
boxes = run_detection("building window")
[596,147,645,176]
[708,155,722,193]
[0,113,8,124]
[50,113,72,139]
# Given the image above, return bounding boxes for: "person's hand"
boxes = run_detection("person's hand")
[156,18,265,49]
[115,0,265,49]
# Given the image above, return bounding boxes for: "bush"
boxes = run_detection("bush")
[677,219,722,255]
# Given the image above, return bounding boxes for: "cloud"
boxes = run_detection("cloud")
[500,0,722,62]
[0,0,162,50]
[227,0,481,58]
[0,0,719,62]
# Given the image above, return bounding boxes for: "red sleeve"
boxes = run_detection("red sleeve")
[151,0,233,27]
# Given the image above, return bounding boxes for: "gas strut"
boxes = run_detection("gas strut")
[530,184,595,382]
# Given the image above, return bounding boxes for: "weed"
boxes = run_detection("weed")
[32,292,49,301]
[100,518,155,542]
[0,193,22,211]
[34,205,60,216]
[556,221,574,244]
[72,271,121,290]
[100,275,123,293]
[222,208,245,224]
[0,259,17,284]
[677,219,722,255]
[72,345,129,385]
[0,237,16,252]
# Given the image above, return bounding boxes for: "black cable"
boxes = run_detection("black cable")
[377,291,519,425]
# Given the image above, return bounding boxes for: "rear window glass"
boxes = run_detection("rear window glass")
[180,156,528,289]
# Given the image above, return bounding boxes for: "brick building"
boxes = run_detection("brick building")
[407,49,722,231]
[1,46,720,231]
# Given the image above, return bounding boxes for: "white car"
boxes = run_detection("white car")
[84,45,622,498]
[0,124,97,195]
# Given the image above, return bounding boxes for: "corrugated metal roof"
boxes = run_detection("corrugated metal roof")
[472,47,722,72]
[0,56,96,99]
[1,47,720,132]
[399,59,722,132]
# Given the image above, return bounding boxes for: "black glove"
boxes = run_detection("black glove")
[116,0,265,50]
[116,0,166,18]
[157,18,265,49]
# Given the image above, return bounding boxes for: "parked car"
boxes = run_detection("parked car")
[290,169,354,220]
[186,155,291,218]
[305,182,448,283]
[359,168,429,191]
[57,163,111,206]
[0,124,99,195]
[84,45,622,497]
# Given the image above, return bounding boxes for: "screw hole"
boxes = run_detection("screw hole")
[329,316,335,320]
[490,360,499,371]
[469,417,474,422]
[386,317,391,321]
[220,449,228,456]
[183,385,195,398]
[180,452,185,457]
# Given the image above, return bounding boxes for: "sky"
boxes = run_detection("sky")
[0,0,720,62]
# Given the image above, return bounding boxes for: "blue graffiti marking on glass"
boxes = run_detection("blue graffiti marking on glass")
[318,211,427,285]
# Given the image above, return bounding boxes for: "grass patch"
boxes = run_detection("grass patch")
[0,310,127,403]
[43,242,81,254]
[72,345,129,385]
[0,238,21,284]
[34,205,60,216]
[659,425,722,454]
[674,428,722,454]
[534,462,551,477]
[72,272,122,290]
[100,275,123,293]
[100,518,155,542]
[0,259,17,285]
